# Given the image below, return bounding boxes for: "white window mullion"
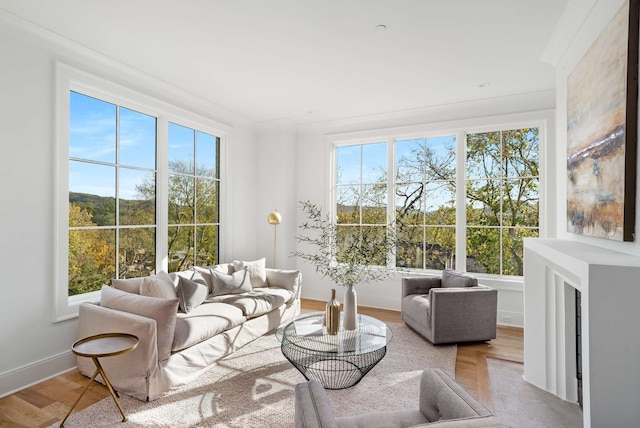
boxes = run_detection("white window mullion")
[456,130,467,272]
[387,138,396,269]
[499,130,504,275]
[156,116,169,273]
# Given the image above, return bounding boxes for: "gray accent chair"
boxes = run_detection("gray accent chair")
[294,368,504,427]
[401,270,497,345]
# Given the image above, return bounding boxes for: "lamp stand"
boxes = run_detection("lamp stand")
[267,209,282,268]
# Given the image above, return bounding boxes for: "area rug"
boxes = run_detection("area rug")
[51,323,456,427]
[487,358,583,427]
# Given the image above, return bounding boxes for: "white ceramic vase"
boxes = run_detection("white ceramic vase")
[343,286,358,330]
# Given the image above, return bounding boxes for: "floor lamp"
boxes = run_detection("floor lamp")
[267,209,282,268]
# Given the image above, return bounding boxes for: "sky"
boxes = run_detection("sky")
[69,91,217,200]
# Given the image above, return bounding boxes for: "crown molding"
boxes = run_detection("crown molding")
[0,8,252,129]
[297,90,556,136]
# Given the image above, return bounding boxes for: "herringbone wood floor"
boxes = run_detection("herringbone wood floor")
[0,299,523,427]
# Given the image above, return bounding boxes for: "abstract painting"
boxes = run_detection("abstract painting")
[567,0,638,241]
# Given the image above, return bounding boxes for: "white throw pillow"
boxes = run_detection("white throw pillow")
[176,276,208,313]
[232,258,267,288]
[140,275,178,299]
[111,277,144,294]
[210,267,252,296]
[266,269,301,293]
[193,264,234,293]
[100,285,179,361]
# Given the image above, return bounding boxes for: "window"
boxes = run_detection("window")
[167,123,220,272]
[466,129,539,275]
[333,124,541,277]
[57,64,225,319]
[395,136,457,270]
[68,92,157,295]
[336,143,388,265]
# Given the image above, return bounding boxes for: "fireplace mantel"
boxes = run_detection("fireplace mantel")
[524,238,640,428]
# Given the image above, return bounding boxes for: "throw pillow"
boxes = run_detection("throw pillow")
[171,270,208,287]
[266,269,301,294]
[140,275,178,299]
[111,277,144,294]
[232,258,267,288]
[112,270,177,295]
[210,267,252,296]
[441,269,478,288]
[193,263,234,293]
[100,285,179,361]
[176,276,208,313]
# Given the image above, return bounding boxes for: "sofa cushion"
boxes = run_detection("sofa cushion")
[193,263,234,293]
[232,258,268,288]
[111,277,144,294]
[266,269,301,296]
[207,288,289,317]
[441,269,478,288]
[337,409,428,427]
[403,294,431,319]
[112,271,176,295]
[171,270,208,286]
[176,276,209,313]
[140,275,178,300]
[210,267,252,296]
[172,302,246,352]
[100,285,179,361]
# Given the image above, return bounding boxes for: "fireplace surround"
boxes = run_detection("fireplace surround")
[523,238,640,428]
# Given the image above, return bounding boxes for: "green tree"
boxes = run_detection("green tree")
[341,129,539,276]
[137,160,219,272]
[68,203,115,295]
[395,137,456,270]
[466,129,539,275]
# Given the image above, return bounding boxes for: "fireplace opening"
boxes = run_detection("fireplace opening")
[576,288,583,408]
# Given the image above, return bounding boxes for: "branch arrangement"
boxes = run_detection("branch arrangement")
[292,200,397,288]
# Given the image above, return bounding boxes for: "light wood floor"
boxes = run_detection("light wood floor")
[0,299,523,427]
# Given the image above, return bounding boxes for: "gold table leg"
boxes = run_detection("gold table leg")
[60,357,128,427]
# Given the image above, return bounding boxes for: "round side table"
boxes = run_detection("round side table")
[60,332,139,427]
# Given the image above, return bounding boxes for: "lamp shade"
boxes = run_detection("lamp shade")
[268,210,282,225]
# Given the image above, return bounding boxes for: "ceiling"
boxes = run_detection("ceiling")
[0,0,569,124]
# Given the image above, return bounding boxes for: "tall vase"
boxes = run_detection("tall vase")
[343,286,358,330]
[325,288,340,335]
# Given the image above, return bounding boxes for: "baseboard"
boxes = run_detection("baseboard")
[0,350,76,398]
[497,310,524,327]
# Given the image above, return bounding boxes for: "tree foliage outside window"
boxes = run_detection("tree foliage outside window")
[165,123,220,272]
[336,143,389,265]
[395,136,457,270]
[334,127,539,277]
[67,92,221,296]
[68,92,157,296]
[466,129,539,275]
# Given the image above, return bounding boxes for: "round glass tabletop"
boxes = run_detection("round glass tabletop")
[277,312,392,356]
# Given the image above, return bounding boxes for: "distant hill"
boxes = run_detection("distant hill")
[69,192,154,226]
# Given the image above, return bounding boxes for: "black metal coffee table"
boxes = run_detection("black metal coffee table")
[276,312,392,389]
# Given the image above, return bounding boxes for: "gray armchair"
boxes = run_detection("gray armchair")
[401,270,497,345]
[294,368,504,427]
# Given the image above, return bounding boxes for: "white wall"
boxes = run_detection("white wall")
[293,93,557,327]
[0,14,258,397]
[551,0,640,256]
[254,119,298,270]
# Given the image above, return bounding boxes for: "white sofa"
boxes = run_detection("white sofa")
[76,259,301,401]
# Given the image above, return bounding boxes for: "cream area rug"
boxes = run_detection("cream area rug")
[487,358,583,427]
[51,323,456,427]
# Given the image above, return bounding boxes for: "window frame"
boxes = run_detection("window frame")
[327,111,550,280]
[55,63,229,321]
